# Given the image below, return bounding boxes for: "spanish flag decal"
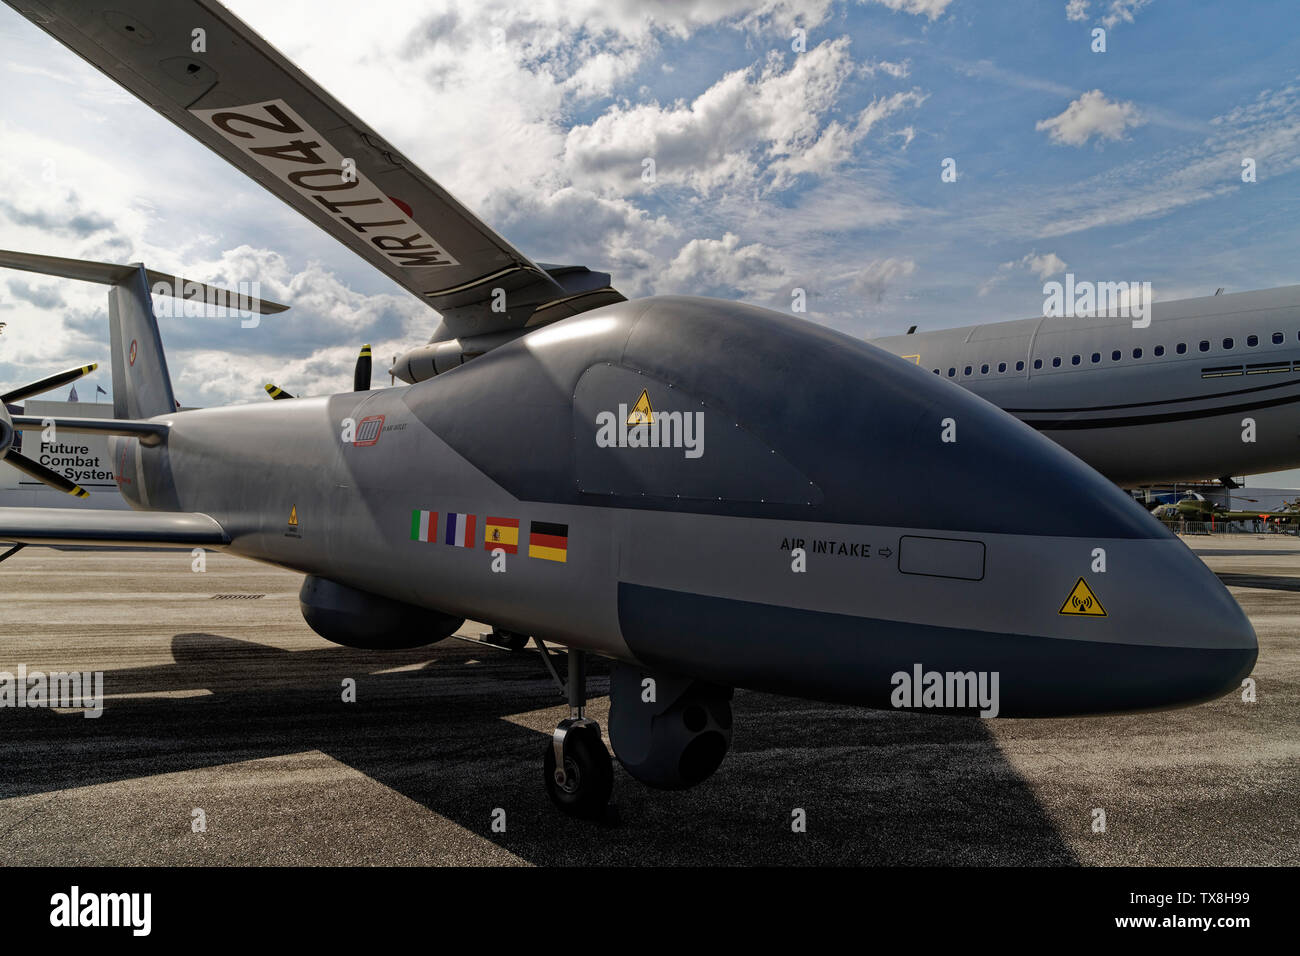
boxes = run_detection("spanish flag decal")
[528,521,569,563]
[484,516,520,554]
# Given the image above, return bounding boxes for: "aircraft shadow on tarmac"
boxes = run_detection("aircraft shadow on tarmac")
[0,632,1077,865]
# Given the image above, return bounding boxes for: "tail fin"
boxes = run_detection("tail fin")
[108,265,176,419]
[0,249,289,419]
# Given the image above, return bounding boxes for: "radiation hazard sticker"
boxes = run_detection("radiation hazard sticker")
[1059,577,1106,616]
[626,389,654,426]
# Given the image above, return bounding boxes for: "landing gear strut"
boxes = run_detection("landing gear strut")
[542,646,613,819]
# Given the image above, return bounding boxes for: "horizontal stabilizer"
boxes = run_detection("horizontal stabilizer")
[0,508,229,548]
[11,416,169,444]
[0,249,288,314]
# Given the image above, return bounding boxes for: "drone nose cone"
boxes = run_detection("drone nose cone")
[1133,546,1258,707]
[1001,535,1259,716]
[1193,602,1259,692]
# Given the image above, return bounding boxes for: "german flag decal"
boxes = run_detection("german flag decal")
[484,516,520,554]
[528,521,569,563]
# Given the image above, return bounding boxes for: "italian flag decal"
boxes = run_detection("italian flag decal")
[410,510,438,542]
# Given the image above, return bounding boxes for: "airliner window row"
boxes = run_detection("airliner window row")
[933,330,1296,378]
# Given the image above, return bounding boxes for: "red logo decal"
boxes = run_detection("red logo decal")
[128,339,138,367]
[115,444,132,484]
[353,415,385,446]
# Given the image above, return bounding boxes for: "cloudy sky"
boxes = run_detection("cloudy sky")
[1,0,1298,424]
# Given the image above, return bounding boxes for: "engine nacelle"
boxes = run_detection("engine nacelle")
[608,663,733,790]
[299,575,463,649]
[391,329,529,384]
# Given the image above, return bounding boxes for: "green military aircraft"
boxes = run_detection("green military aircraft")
[1152,493,1298,527]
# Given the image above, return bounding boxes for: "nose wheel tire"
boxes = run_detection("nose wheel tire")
[543,726,613,819]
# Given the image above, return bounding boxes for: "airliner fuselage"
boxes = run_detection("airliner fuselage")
[872,285,1300,486]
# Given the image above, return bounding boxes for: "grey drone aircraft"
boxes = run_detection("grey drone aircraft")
[0,0,1258,818]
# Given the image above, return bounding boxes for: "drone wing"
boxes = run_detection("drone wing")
[7,0,623,338]
[0,508,228,548]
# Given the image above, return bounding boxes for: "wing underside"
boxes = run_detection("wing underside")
[7,0,623,337]
[0,507,229,548]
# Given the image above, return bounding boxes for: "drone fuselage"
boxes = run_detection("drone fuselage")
[112,296,1257,717]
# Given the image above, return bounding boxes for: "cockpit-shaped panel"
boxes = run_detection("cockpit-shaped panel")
[572,363,821,505]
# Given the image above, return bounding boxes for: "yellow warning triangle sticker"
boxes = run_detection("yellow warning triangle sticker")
[626,388,654,426]
[288,505,298,527]
[1059,577,1106,616]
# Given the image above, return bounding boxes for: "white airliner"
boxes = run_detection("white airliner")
[870,285,1300,486]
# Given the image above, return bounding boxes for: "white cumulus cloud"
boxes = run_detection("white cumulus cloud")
[847,256,917,302]
[659,232,794,298]
[1100,0,1154,28]
[978,251,1067,295]
[563,38,897,196]
[1035,89,1145,146]
[864,0,955,20]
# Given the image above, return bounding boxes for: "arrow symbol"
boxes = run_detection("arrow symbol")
[879,547,892,558]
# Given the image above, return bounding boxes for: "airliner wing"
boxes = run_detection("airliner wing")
[7,0,623,337]
[0,508,229,548]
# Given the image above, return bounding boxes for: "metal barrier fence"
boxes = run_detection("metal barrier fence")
[1159,518,1297,535]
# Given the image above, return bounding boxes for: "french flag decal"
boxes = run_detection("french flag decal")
[444,512,476,548]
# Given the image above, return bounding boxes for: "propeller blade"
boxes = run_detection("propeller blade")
[0,362,98,404]
[354,344,372,392]
[264,384,294,401]
[3,450,88,497]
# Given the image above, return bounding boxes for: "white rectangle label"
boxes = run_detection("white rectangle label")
[191,99,458,269]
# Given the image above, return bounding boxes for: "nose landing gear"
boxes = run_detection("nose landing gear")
[541,645,613,819]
